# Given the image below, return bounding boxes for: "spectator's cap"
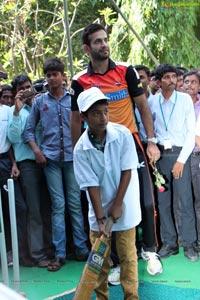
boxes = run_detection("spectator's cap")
[77,87,109,112]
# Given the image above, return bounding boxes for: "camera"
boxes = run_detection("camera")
[0,71,8,79]
[21,88,35,99]
[33,80,47,95]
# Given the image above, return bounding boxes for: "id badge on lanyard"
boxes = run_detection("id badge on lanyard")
[159,92,177,149]
[163,137,172,150]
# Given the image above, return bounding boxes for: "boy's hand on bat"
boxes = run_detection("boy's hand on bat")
[97,219,110,237]
[108,203,122,223]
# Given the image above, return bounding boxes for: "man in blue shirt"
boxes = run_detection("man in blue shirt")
[24,57,89,271]
[8,74,51,267]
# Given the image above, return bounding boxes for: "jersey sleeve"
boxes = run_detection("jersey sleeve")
[70,80,84,111]
[125,65,144,98]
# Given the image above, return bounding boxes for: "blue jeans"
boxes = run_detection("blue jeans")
[44,159,88,258]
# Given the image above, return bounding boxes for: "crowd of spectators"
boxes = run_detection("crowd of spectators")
[1,22,200,300]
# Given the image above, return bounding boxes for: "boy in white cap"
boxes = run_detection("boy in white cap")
[73,87,141,300]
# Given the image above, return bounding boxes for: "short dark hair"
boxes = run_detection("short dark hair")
[190,67,200,73]
[154,64,177,81]
[82,99,108,116]
[176,66,188,74]
[134,65,150,77]
[11,74,32,96]
[43,57,64,74]
[183,70,200,84]
[0,84,13,98]
[82,23,106,46]
[150,70,156,77]
[176,68,184,77]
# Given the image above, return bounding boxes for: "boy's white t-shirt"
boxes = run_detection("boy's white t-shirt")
[74,122,141,231]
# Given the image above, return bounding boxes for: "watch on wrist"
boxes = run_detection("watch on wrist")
[147,137,158,144]
[96,216,106,224]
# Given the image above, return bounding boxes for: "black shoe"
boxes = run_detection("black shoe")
[194,242,200,253]
[158,244,179,258]
[184,247,199,262]
[75,252,89,262]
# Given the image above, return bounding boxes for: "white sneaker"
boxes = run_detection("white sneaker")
[108,265,120,285]
[141,248,163,275]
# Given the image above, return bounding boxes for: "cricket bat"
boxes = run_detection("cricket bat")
[73,217,113,300]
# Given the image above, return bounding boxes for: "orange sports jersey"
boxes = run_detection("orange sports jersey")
[71,59,144,134]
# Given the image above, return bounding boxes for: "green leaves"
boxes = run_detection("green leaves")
[109,0,200,69]
[0,0,199,81]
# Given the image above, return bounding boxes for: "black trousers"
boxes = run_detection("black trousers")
[156,147,196,247]
[18,160,52,261]
[0,158,29,260]
[133,134,158,251]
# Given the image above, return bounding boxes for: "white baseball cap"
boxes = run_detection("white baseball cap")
[77,87,109,112]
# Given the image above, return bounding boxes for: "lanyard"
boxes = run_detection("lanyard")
[159,92,177,131]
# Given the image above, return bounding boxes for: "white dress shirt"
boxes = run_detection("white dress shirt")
[148,90,195,163]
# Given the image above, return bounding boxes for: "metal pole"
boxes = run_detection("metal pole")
[7,179,20,293]
[63,0,74,78]
[110,0,160,66]
[0,189,9,287]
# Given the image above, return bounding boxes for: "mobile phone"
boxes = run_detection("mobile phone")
[21,88,34,99]
[0,71,8,79]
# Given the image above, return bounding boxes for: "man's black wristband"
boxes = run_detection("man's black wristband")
[96,216,106,223]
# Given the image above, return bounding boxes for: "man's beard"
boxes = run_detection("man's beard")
[90,49,110,61]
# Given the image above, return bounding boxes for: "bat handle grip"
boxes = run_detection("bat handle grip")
[105,217,114,235]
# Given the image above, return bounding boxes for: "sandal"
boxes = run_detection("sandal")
[37,259,51,268]
[47,257,65,272]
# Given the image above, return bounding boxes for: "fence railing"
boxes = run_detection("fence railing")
[0,179,27,299]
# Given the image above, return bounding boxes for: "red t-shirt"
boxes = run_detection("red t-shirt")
[70,59,144,134]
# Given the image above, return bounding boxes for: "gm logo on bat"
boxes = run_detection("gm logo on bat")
[93,253,104,266]
[88,251,104,274]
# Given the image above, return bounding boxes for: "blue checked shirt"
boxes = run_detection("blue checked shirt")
[23,89,73,161]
